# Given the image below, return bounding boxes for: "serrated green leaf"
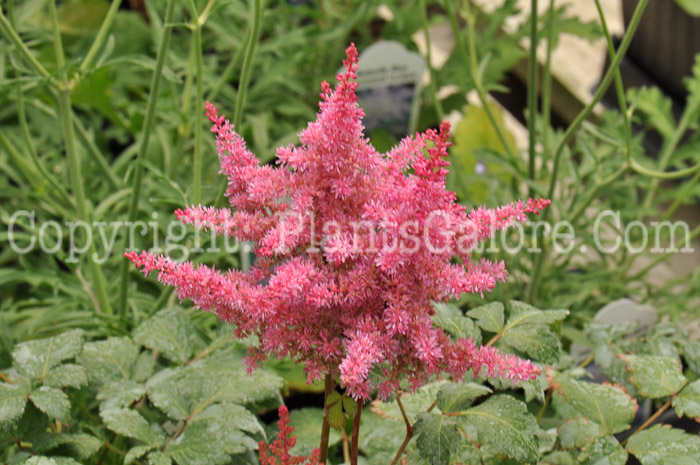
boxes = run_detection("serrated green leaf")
[125,445,155,465]
[29,386,70,423]
[497,302,567,364]
[627,425,700,465]
[101,408,165,447]
[343,396,358,418]
[371,381,447,423]
[557,418,604,450]
[414,412,461,465]
[193,403,265,440]
[147,368,190,421]
[77,337,139,384]
[500,325,560,365]
[621,354,688,398]
[457,395,539,464]
[0,382,29,429]
[540,451,576,465]
[33,432,102,459]
[628,87,675,139]
[132,351,156,383]
[97,379,146,412]
[432,303,482,343]
[12,330,84,380]
[328,394,346,430]
[43,364,87,389]
[548,370,637,434]
[50,459,82,465]
[467,302,504,333]
[578,435,627,465]
[672,379,700,421]
[436,382,491,413]
[148,451,172,465]
[166,415,257,463]
[134,308,196,364]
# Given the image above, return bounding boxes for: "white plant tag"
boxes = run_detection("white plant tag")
[351,41,425,138]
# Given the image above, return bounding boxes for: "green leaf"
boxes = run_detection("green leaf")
[147,368,190,421]
[432,303,482,344]
[578,435,627,465]
[29,386,71,423]
[133,308,197,364]
[436,382,491,413]
[0,381,29,429]
[628,86,675,139]
[101,408,165,447]
[148,451,173,465]
[43,364,87,389]
[327,391,346,430]
[457,394,539,464]
[676,0,700,16]
[97,379,146,412]
[500,325,560,365]
[77,337,139,384]
[540,451,576,465]
[497,302,568,364]
[413,412,461,465]
[193,403,265,440]
[621,354,688,398]
[467,302,505,333]
[125,445,156,465]
[343,396,358,418]
[627,425,700,465]
[557,418,604,450]
[672,379,700,421]
[33,433,103,459]
[548,370,637,434]
[12,330,84,380]
[165,408,259,464]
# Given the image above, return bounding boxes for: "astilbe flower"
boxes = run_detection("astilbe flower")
[259,406,321,465]
[127,43,550,399]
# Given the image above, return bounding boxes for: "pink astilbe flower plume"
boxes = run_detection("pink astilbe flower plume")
[127,44,549,399]
[259,406,321,465]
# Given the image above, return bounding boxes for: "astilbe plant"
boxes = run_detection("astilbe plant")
[127,43,548,462]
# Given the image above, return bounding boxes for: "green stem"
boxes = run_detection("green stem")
[118,0,177,319]
[444,0,515,159]
[419,0,444,121]
[49,0,112,315]
[73,115,122,190]
[215,0,262,208]
[80,0,123,71]
[527,0,539,185]
[567,164,628,224]
[188,0,204,205]
[630,159,700,179]
[526,0,649,303]
[594,0,632,161]
[541,0,555,159]
[662,168,700,221]
[0,7,52,81]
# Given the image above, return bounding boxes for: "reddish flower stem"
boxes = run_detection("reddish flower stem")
[350,399,364,465]
[390,394,414,465]
[319,374,335,463]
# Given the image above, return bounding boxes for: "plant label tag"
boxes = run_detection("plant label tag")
[351,41,425,138]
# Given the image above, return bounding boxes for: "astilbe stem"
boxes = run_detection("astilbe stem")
[259,406,321,465]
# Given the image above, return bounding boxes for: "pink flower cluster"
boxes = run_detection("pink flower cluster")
[127,44,547,399]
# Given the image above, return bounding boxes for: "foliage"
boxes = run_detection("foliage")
[0,308,281,465]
